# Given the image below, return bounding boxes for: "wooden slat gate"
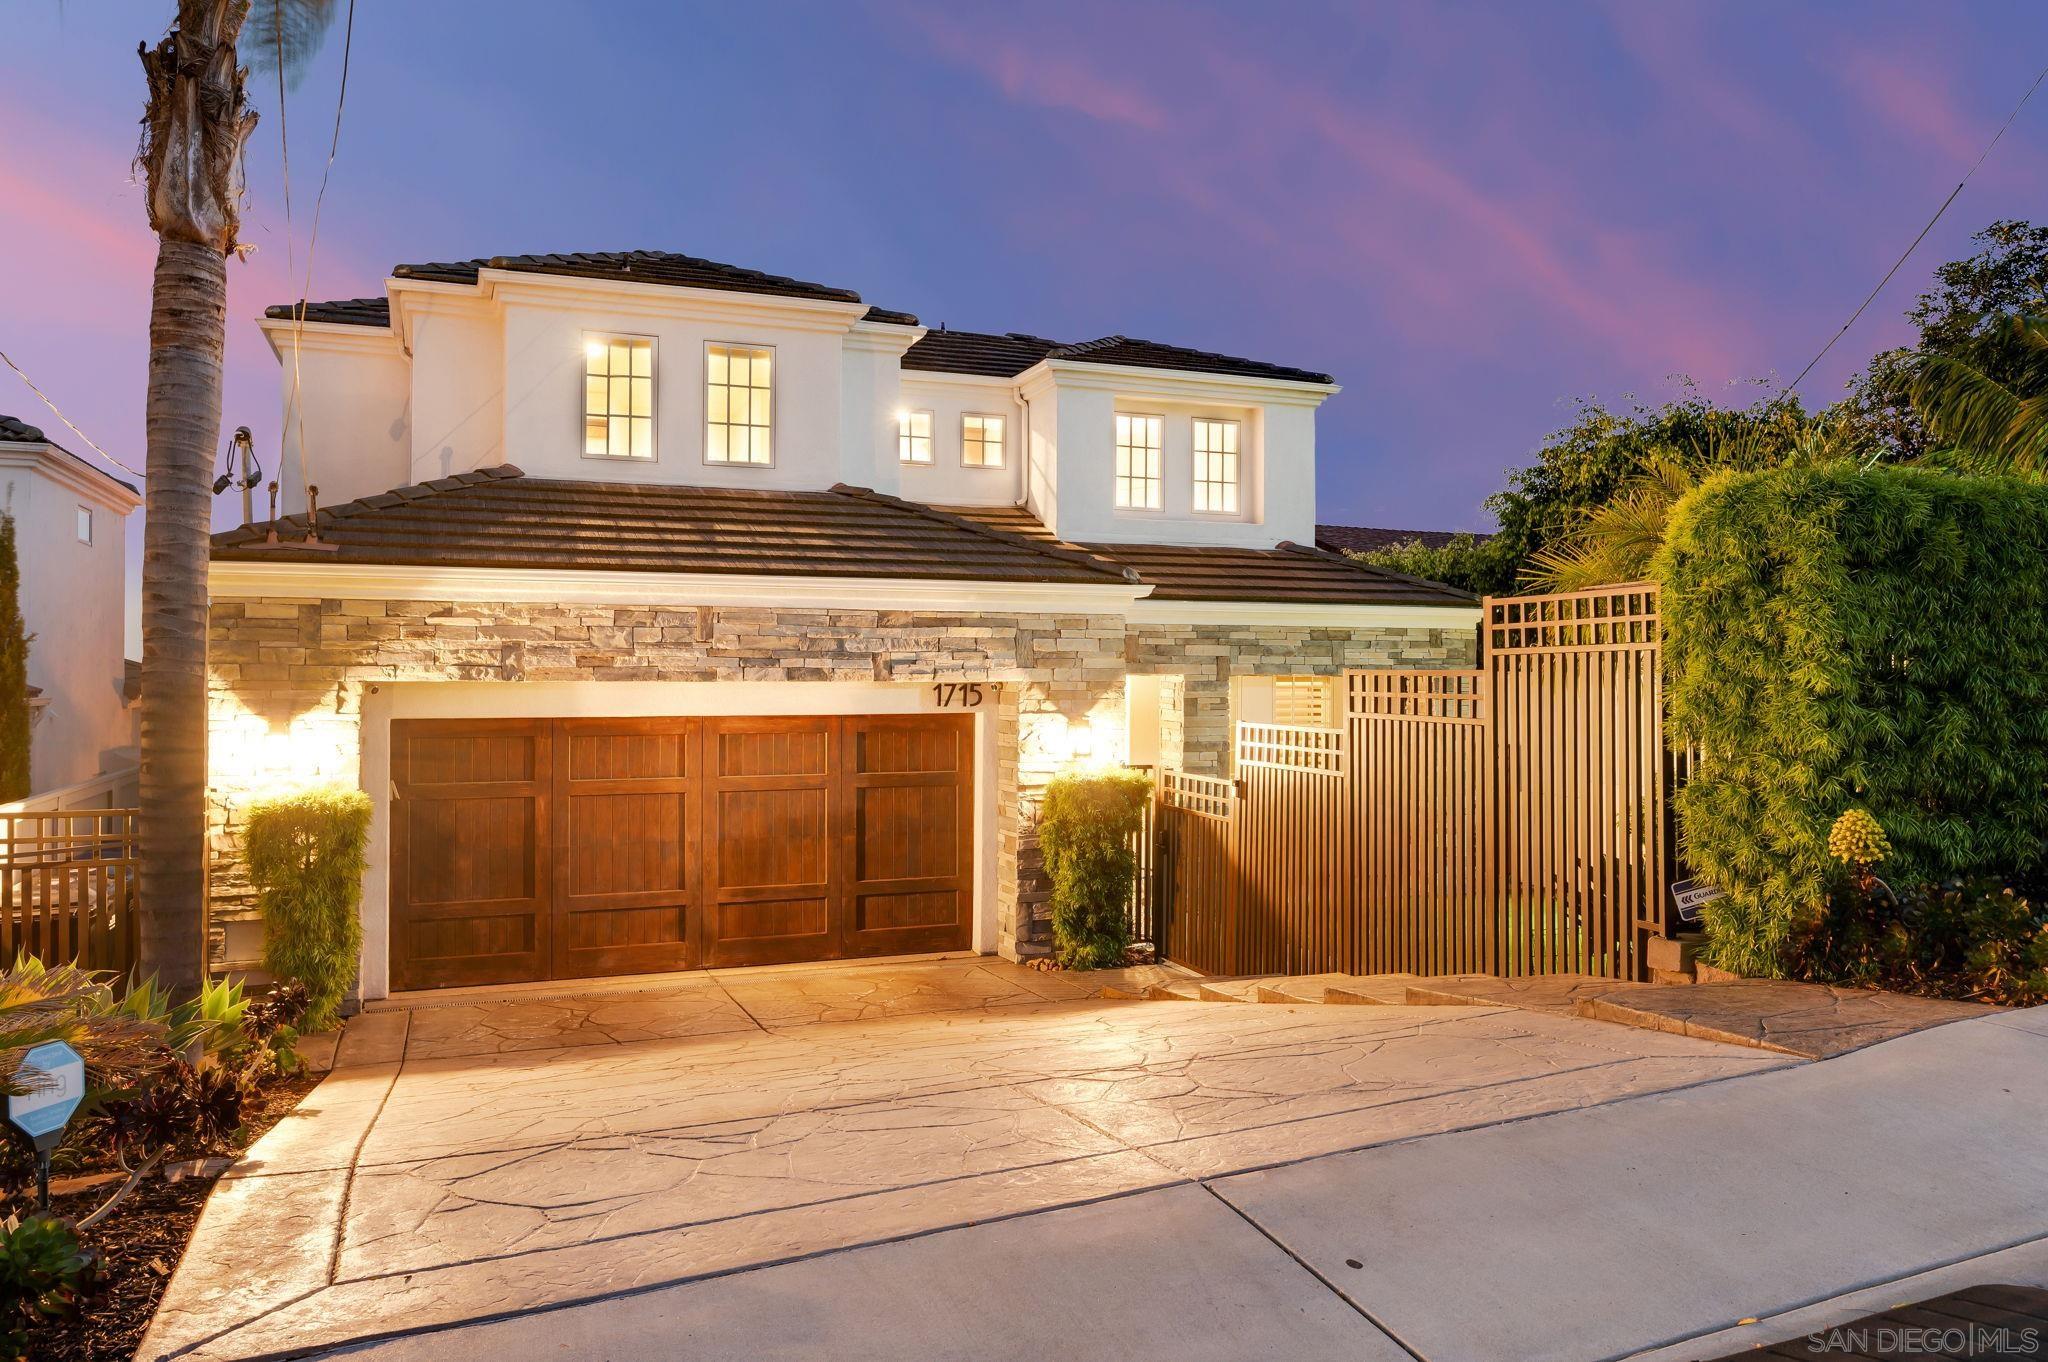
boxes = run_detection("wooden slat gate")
[0,809,140,974]
[1155,584,1671,981]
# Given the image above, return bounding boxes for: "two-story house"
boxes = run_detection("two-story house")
[207,250,1477,994]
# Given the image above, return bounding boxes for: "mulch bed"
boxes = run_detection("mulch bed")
[11,1071,322,1362]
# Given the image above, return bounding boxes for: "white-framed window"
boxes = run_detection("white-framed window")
[961,413,1005,468]
[75,506,93,545]
[706,343,773,465]
[898,409,934,464]
[1114,413,1163,510]
[1192,417,1241,514]
[583,334,655,461]
[1274,677,1334,727]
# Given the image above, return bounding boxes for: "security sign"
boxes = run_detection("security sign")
[8,1041,85,1151]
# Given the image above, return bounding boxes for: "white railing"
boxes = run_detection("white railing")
[0,762,141,815]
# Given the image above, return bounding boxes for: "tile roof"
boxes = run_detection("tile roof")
[212,468,1134,586]
[902,330,1065,378]
[948,505,1475,607]
[1315,524,1493,554]
[269,251,915,326]
[0,415,138,495]
[264,257,1330,384]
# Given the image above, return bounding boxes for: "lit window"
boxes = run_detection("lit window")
[898,409,934,464]
[962,413,1005,468]
[1193,418,1240,514]
[76,506,93,545]
[1114,413,1162,510]
[1274,677,1333,727]
[706,344,773,465]
[583,335,654,460]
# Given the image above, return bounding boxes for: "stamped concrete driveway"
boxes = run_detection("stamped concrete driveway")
[139,958,2047,1362]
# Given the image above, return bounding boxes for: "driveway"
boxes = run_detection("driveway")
[139,959,2048,1361]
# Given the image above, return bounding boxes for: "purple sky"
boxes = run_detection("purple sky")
[5,0,2047,635]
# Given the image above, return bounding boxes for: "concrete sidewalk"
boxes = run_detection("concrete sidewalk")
[318,1010,2048,1362]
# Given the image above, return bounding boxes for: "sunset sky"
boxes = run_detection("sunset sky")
[5,0,2047,630]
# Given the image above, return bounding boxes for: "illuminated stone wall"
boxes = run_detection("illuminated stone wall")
[206,595,1470,970]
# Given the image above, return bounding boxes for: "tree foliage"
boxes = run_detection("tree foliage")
[245,785,371,1030]
[1038,770,1154,970]
[1849,219,2048,459]
[0,516,28,803]
[1655,465,2048,975]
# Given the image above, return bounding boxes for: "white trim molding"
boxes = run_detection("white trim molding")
[210,561,1151,616]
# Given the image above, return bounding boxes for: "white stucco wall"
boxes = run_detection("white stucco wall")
[255,269,1336,548]
[894,374,1027,507]
[262,323,412,516]
[2,443,137,793]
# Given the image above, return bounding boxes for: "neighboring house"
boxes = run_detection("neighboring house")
[1314,524,1492,555]
[0,415,139,796]
[211,250,1478,992]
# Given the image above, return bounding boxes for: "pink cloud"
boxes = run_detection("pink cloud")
[899,7,1169,132]
[1838,47,1989,169]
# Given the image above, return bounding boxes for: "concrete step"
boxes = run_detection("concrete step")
[1142,979,1211,1001]
[1323,973,1426,1005]
[1403,973,1652,1017]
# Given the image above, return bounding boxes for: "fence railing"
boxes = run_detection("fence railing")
[1154,584,1674,982]
[0,809,140,974]
[0,763,141,815]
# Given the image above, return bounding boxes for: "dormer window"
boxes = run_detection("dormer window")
[706,343,773,465]
[898,410,934,464]
[584,335,654,460]
[1193,418,1241,514]
[1114,413,1163,510]
[962,413,1005,468]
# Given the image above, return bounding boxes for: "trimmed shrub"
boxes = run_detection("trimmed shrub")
[1038,769,1154,970]
[244,786,372,1031]
[0,515,29,803]
[1655,465,2048,974]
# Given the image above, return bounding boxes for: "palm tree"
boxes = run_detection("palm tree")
[1522,417,1864,592]
[134,1,334,992]
[1909,314,2048,478]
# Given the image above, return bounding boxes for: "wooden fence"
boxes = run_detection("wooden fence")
[0,809,140,974]
[1155,584,1673,981]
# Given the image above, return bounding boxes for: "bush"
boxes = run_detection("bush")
[244,786,372,1031]
[0,516,28,804]
[1786,877,2048,1007]
[1038,769,1154,969]
[1656,466,2048,974]
[0,1213,96,1360]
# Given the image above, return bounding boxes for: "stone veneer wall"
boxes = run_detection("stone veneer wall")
[205,596,1474,968]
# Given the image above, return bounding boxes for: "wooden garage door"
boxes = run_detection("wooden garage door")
[392,714,972,989]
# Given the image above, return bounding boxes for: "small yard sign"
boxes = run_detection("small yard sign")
[9,1040,85,1210]
[1670,878,1725,925]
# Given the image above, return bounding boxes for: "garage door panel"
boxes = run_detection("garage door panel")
[394,713,973,985]
[552,719,697,979]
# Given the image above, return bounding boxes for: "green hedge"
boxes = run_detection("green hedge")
[1038,769,1154,970]
[1655,465,2048,974]
[245,785,373,1031]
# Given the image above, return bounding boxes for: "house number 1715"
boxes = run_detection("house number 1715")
[930,683,996,708]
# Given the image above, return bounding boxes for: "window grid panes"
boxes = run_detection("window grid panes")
[962,413,1005,468]
[706,344,773,465]
[899,410,934,464]
[583,336,654,460]
[76,506,93,545]
[1114,413,1163,510]
[1193,418,1241,514]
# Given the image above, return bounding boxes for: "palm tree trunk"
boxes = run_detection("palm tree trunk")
[138,239,227,993]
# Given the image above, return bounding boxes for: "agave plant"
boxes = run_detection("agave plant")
[1909,313,2048,478]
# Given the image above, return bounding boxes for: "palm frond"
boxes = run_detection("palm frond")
[1909,315,2048,477]
[243,0,340,87]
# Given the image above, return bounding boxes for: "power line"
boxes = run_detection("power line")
[277,0,357,517]
[1782,60,2048,397]
[0,349,144,480]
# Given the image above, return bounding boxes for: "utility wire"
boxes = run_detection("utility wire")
[279,0,356,520]
[1782,60,2048,397]
[0,349,145,480]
